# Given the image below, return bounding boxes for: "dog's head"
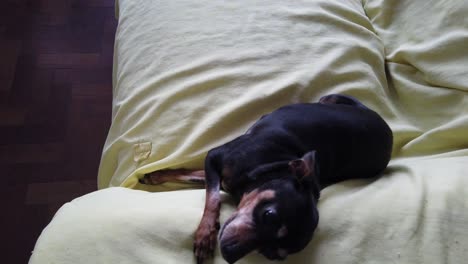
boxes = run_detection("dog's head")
[219,151,320,263]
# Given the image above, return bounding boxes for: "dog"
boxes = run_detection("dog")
[140,94,393,264]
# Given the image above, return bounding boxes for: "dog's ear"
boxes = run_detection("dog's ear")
[288,151,318,180]
[289,151,321,199]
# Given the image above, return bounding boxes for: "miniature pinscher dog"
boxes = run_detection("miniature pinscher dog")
[140,94,393,264]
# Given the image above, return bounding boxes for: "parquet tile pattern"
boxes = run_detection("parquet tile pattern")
[0,1,116,262]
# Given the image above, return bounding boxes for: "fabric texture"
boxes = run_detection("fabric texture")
[30,0,468,263]
[99,0,392,190]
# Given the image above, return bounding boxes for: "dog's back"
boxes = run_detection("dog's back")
[218,101,393,189]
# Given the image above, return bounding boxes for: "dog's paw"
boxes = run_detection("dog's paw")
[138,174,151,184]
[193,221,219,264]
[139,171,168,185]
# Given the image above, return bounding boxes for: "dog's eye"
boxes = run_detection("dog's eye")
[262,209,279,226]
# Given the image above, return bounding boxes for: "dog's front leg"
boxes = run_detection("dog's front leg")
[194,150,222,264]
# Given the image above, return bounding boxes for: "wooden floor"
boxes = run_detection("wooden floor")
[0,1,116,262]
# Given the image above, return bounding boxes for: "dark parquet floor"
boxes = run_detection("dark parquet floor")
[0,1,116,262]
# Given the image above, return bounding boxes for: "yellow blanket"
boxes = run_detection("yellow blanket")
[30,0,468,263]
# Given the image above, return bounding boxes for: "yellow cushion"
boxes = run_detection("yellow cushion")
[31,0,468,263]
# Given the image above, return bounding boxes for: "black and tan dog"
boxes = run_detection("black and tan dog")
[141,94,393,264]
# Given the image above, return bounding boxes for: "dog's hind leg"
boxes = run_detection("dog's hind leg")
[139,169,205,185]
[319,94,368,109]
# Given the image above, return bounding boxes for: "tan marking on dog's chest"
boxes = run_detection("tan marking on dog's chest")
[221,166,235,192]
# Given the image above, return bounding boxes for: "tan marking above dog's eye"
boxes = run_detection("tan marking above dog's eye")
[278,248,288,259]
[277,225,288,238]
[239,190,275,209]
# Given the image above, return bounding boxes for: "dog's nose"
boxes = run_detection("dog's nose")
[220,243,244,264]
